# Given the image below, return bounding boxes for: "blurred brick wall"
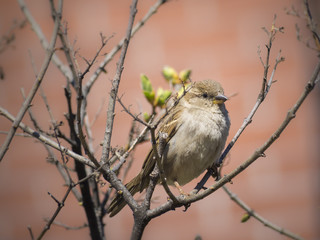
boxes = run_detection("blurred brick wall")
[0,0,319,239]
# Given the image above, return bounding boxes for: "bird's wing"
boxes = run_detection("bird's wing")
[138,106,183,191]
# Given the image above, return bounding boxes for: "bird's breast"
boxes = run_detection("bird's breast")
[162,107,230,186]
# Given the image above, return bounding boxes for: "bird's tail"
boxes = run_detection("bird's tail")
[107,175,141,217]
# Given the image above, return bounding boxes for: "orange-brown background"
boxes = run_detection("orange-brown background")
[0,0,319,239]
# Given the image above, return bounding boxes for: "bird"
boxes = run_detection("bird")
[107,79,230,217]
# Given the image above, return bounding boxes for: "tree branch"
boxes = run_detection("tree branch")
[100,0,139,164]
[223,186,303,240]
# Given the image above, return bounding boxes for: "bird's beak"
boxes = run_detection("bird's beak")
[213,94,228,104]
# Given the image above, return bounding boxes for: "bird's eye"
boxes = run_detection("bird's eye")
[202,93,208,98]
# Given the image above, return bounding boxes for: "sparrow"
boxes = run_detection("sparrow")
[107,79,230,217]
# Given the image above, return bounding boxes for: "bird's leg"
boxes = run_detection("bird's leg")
[174,181,190,196]
[209,165,219,180]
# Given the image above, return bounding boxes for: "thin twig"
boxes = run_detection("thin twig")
[90,98,105,127]
[100,0,139,164]
[37,117,75,240]
[71,33,111,167]
[39,87,56,127]
[127,120,151,154]
[117,95,150,127]
[0,131,31,137]
[43,219,88,230]
[53,127,74,184]
[223,186,303,240]
[84,0,167,97]
[37,187,72,240]
[39,86,75,145]
[117,81,193,136]
[75,45,101,168]
[149,129,178,203]
[0,0,62,161]
[21,87,45,132]
[121,119,149,180]
[17,0,72,81]
[0,18,27,54]
[286,1,320,52]
[27,226,34,240]
[102,117,151,213]
[24,84,83,202]
[0,106,95,168]
[46,146,82,202]
[78,33,112,122]
[84,115,95,153]
[194,23,284,192]
[303,0,320,51]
